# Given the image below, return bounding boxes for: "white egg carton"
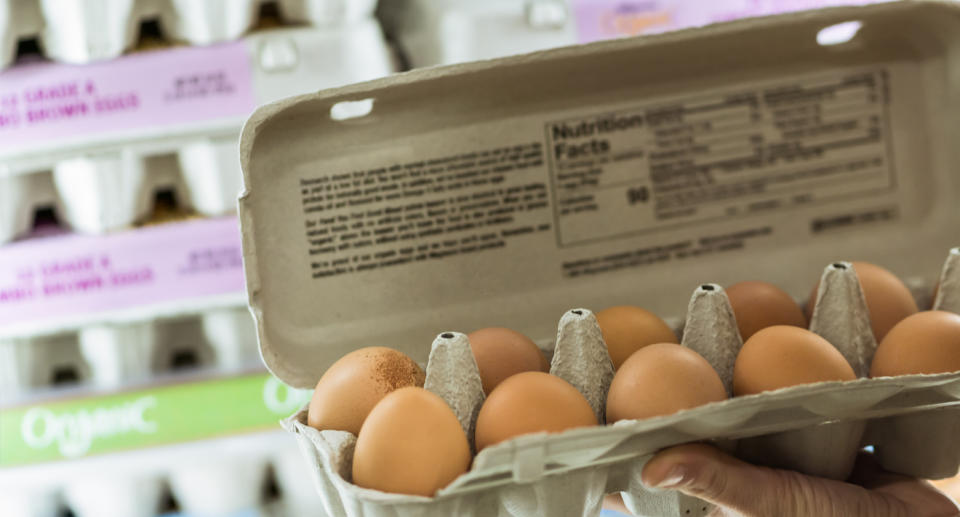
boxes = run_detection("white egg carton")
[0,305,262,403]
[0,18,395,245]
[0,430,326,517]
[0,213,256,401]
[379,0,884,68]
[238,2,960,516]
[0,0,378,69]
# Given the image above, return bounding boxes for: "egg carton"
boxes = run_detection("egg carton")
[0,305,263,406]
[277,249,960,517]
[238,2,960,516]
[0,17,395,245]
[0,430,326,517]
[378,0,883,68]
[0,0,378,69]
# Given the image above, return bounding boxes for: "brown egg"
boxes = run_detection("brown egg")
[870,311,960,377]
[467,327,548,394]
[806,261,918,342]
[596,306,677,370]
[726,281,807,341]
[606,343,726,422]
[733,326,856,396]
[307,347,425,435]
[352,387,470,496]
[475,371,596,451]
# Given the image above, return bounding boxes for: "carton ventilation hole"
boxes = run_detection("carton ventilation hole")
[138,19,163,40]
[14,38,42,62]
[51,366,80,386]
[700,284,715,291]
[832,262,848,270]
[256,1,283,28]
[159,486,179,513]
[817,21,862,46]
[170,349,200,370]
[31,206,60,230]
[330,99,374,121]
[441,332,455,339]
[263,465,282,502]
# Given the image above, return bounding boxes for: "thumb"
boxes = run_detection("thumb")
[641,444,896,517]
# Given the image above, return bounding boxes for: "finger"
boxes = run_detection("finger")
[641,444,904,517]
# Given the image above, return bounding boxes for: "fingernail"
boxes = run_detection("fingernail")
[652,466,688,489]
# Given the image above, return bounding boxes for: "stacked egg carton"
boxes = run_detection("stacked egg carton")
[0,429,326,517]
[0,0,378,68]
[281,250,960,517]
[0,305,266,516]
[0,11,394,244]
[0,220,328,517]
[0,305,260,397]
[0,3,393,517]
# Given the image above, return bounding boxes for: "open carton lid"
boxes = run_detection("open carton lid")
[239,0,960,389]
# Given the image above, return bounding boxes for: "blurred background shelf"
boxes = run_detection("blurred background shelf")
[1,1,957,516]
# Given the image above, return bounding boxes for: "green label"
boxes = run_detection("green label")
[0,373,312,467]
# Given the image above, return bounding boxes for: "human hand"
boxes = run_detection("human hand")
[639,444,959,517]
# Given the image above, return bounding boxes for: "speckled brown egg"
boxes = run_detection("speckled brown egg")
[468,327,548,394]
[806,261,918,342]
[352,387,470,496]
[733,326,856,396]
[726,281,807,341]
[475,371,596,451]
[871,311,960,377]
[607,343,726,422]
[596,306,677,370]
[307,347,425,435]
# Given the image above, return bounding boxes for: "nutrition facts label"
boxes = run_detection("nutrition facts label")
[545,69,895,246]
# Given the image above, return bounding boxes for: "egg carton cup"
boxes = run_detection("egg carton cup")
[0,0,378,69]
[0,430,321,517]
[0,19,394,244]
[0,306,259,403]
[279,249,960,517]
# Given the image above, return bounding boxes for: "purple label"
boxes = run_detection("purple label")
[0,43,255,154]
[707,0,885,23]
[573,0,678,43]
[573,0,887,43]
[0,218,245,327]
